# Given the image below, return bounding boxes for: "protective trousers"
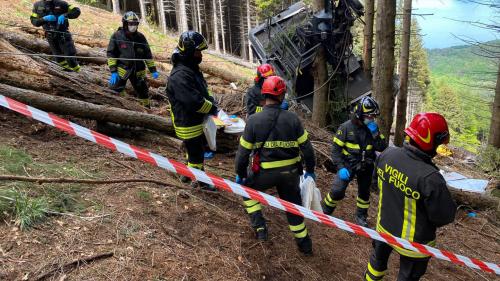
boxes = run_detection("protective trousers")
[110,69,149,106]
[183,135,205,170]
[46,31,80,72]
[242,166,311,251]
[365,240,430,281]
[323,164,373,215]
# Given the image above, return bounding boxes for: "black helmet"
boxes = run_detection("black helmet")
[353,96,380,119]
[176,31,208,56]
[122,11,140,24]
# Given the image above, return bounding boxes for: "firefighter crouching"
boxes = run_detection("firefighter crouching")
[166,31,217,191]
[322,96,388,227]
[107,11,159,107]
[235,76,316,255]
[245,64,288,117]
[364,112,456,281]
[30,0,81,72]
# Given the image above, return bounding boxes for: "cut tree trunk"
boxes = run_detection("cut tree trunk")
[239,3,247,60]
[488,63,500,148]
[139,0,149,26]
[363,0,375,77]
[112,0,120,14]
[157,0,167,34]
[212,0,220,51]
[311,0,329,127]
[178,0,189,33]
[218,0,226,54]
[246,0,253,62]
[394,0,412,147]
[196,0,203,32]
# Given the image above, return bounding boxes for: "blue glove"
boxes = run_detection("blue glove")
[280,99,289,110]
[304,172,316,180]
[109,72,120,85]
[235,175,245,184]
[366,121,379,136]
[338,168,350,181]
[204,151,214,159]
[152,71,159,79]
[43,15,56,22]
[57,14,66,25]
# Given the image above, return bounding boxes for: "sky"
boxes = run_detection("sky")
[413,0,498,49]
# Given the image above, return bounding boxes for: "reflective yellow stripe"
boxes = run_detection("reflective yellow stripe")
[402,196,417,241]
[297,130,308,144]
[255,106,263,113]
[377,224,433,258]
[197,99,212,113]
[59,60,68,66]
[107,58,117,67]
[368,262,386,277]
[324,193,337,207]
[293,228,308,238]
[169,106,204,139]
[289,223,306,232]
[365,273,376,281]
[380,134,386,140]
[342,149,350,156]
[366,145,373,150]
[187,162,203,169]
[239,137,254,150]
[31,13,39,18]
[145,60,155,67]
[356,197,370,209]
[117,67,127,77]
[260,156,300,169]
[345,142,360,149]
[243,199,259,207]
[244,199,262,214]
[333,137,345,147]
[68,4,75,11]
[376,177,383,226]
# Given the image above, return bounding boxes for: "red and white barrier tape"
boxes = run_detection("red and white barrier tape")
[0,94,498,275]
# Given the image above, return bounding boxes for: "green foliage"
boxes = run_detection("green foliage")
[0,146,32,174]
[137,190,152,202]
[477,145,500,179]
[0,188,48,230]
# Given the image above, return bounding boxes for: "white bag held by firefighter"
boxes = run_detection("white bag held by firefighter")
[203,116,217,151]
[300,174,322,212]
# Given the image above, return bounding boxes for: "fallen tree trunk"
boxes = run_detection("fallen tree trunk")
[0,83,174,134]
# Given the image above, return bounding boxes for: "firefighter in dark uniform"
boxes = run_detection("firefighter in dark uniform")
[166,31,217,191]
[107,11,159,107]
[364,112,456,281]
[235,76,316,255]
[30,0,81,72]
[322,96,388,227]
[245,64,289,117]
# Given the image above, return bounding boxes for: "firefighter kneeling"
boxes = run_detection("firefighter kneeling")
[235,76,316,255]
[364,112,456,281]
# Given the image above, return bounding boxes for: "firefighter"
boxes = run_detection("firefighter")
[107,11,159,107]
[364,112,456,281]
[30,0,81,72]
[235,75,316,255]
[166,31,217,191]
[322,96,387,227]
[245,64,288,117]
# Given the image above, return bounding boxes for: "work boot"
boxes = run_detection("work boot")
[355,208,369,227]
[321,201,335,215]
[296,235,313,256]
[255,226,268,241]
[198,181,217,192]
[180,175,191,184]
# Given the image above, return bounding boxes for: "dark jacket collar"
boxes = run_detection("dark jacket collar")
[403,142,433,164]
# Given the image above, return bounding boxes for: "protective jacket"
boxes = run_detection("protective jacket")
[31,0,80,32]
[106,28,156,79]
[166,56,216,140]
[332,119,387,173]
[245,82,264,115]
[235,105,315,178]
[374,143,456,258]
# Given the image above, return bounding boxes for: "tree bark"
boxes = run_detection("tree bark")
[112,0,120,14]
[239,4,247,59]
[139,0,149,26]
[212,0,220,51]
[178,0,189,33]
[489,63,500,148]
[246,0,253,62]
[363,0,375,77]
[196,0,203,32]
[373,0,397,138]
[394,0,412,147]
[218,0,227,54]
[0,83,175,134]
[311,0,329,127]
[157,0,167,34]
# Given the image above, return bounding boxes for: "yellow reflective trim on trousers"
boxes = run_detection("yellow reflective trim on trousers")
[377,224,433,258]
[145,60,155,67]
[255,106,263,113]
[260,156,301,169]
[107,58,117,67]
[187,162,203,169]
[345,142,361,149]
[333,137,345,147]
[366,145,373,150]
[31,13,39,18]
[245,203,262,214]
[357,197,370,209]
[342,149,350,155]
[243,199,259,207]
[324,193,337,207]
[289,223,306,232]
[293,228,308,238]
[117,67,127,77]
[239,137,254,150]
[297,130,308,144]
[368,262,386,277]
[171,108,204,140]
[197,99,212,113]
[365,273,376,281]
[59,60,68,66]
[402,197,417,241]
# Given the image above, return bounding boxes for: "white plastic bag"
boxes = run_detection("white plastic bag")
[217,109,246,134]
[203,116,217,151]
[300,175,322,212]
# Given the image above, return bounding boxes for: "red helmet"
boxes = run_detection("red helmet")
[261,76,287,96]
[255,64,275,82]
[405,112,450,152]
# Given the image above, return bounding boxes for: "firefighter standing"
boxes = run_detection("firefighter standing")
[245,64,288,117]
[30,0,81,72]
[166,31,217,191]
[364,112,456,281]
[235,76,316,255]
[107,11,159,107]
[322,96,387,227]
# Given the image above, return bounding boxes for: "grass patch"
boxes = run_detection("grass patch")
[0,145,32,175]
[137,190,152,202]
[0,188,48,230]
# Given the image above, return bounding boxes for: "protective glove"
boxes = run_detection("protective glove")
[151,71,159,79]
[280,99,289,110]
[204,151,214,159]
[366,120,379,137]
[235,175,246,185]
[304,172,316,180]
[43,15,56,22]
[57,14,66,25]
[109,72,120,86]
[338,168,350,181]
